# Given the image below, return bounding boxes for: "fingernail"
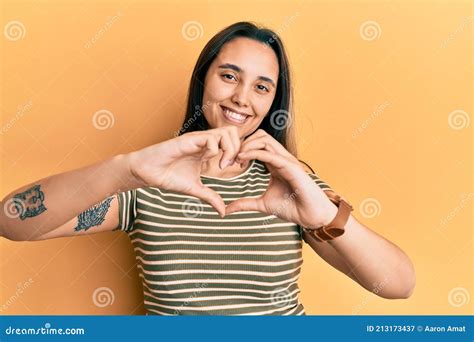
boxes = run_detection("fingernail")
[219,160,227,169]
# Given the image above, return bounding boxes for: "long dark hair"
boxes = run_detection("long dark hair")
[178,21,312,170]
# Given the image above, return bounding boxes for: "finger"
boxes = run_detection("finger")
[188,184,226,218]
[239,137,277,155]
[237,149,287,170]
[238,150,303,188]
[237,129,265,165]
[226,126,241,165]
[202,135,219,160]
[225,197,264,215]
[241,128,267,145]
[240,135,293,161]
[217,130,236,169]
[237,137,276,169]
[178,132,213,157]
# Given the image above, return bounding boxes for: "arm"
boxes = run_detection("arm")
[304,237,361,284]
[0,154,141,241]
[316,198,416,299]
[225,129,416,300]
[30,194,121,241]
[0,126,244,241]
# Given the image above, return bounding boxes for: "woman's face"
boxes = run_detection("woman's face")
[202,37,279,139]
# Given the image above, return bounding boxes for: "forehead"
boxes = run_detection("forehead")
[214,37,279,79]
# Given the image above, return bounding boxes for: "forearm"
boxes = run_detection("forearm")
[0,153,140,241]
[324,207,416,299]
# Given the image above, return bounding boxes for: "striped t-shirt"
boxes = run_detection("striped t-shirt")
[117,159,333,315]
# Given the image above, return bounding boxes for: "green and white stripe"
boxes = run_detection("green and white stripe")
[117,159,332,315]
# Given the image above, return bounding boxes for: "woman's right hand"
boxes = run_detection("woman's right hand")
[127,126,242,217]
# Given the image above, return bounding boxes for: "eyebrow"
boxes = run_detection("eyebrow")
[218,63,276,88]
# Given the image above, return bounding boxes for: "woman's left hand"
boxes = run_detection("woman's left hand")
[224,129,337,228]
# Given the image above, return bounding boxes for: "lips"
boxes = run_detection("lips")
[220,105,251,125]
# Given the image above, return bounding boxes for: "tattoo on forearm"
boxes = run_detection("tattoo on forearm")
[12,184,47,220]
[74,197,114,232]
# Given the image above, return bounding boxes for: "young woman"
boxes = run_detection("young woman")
[0,22,415,315]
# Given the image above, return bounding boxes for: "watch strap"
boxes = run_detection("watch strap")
[302,190,353,243]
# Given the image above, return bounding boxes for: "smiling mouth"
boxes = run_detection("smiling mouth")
[220,106,251,125]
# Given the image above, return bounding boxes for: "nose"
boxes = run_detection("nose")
[231,83,250,108]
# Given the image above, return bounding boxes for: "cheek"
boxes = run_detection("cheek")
[246,112,267,131]
[204,77,232,101]
[255,96,274,117]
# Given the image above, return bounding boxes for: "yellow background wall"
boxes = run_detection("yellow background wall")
[0,0,472,315]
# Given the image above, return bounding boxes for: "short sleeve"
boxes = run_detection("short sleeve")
[307,172,333,192]
[116,189,137,232]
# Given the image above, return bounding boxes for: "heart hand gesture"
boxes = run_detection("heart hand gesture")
[128,126,242,218]
[225,129,337,228]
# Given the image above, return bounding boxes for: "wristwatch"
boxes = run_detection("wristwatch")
[302,191,353,242]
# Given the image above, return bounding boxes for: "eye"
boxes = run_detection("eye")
[257,84,269,92]
[222,73,236,81]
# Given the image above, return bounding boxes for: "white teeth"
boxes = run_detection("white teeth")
[224,108,247,121]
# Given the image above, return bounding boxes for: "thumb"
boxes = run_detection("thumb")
[225,198,261,215]
[188,184,226,218]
